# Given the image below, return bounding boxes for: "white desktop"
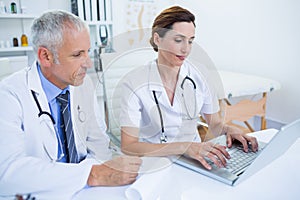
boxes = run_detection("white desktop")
[73,128,300,200]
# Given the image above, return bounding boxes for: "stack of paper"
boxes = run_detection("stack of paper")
[125,157,173,200]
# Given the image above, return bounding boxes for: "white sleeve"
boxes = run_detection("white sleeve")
[200,82,220,115]
[119,78,142,128]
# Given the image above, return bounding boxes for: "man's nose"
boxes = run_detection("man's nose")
[82,56,92,68]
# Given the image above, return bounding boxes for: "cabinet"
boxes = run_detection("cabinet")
[0,0,114,72]
[0,13,36,72]
[0,14,36,53]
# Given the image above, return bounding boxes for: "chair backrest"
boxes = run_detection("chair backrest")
[100,49,157,146]
[0,58,11,80]
[220,94,267,133]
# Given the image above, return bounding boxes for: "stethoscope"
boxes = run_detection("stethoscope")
[30,90,86,161]
[31,90,87,123]
[31,90,56,124]
[152,75,197,143]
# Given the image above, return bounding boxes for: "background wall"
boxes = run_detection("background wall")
[111,0,300,125]
[1,0,299,125]
[173,0,300,125]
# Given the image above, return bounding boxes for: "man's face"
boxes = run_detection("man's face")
[48,28,92,89]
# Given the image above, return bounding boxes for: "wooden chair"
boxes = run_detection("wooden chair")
[221,93,267,133]
[198,93,267,141]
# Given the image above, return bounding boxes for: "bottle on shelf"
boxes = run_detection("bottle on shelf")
[10,2,17,14]
[13,37,18,47]
[21,34,28,46]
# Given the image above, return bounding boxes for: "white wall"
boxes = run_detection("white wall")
[173,0,300,124]
[111,0,300,124]
[2,0,299,124]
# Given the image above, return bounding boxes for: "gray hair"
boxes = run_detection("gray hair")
[31,10,89,64]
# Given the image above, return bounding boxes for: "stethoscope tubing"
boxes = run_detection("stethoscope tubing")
[152,75,197,143]
[31,90,56,124]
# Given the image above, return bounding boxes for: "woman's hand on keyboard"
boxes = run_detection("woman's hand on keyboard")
[225,125,259,153]
[184,142,231,170]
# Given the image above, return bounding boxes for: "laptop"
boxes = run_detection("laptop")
[174,119,300,186]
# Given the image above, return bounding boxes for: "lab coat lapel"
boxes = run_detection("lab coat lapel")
[27,61,51,114]
[148,60,163,99]
[26,61,58,160]
[69,85,81,149]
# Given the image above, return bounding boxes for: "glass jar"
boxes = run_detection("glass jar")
[13,37,18,47]
[10,2,17,14]
[21,34,28,46]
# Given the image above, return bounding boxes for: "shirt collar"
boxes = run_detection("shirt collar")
[148,59,189,92]
[37,63,69,103]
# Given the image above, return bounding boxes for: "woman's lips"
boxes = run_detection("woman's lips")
[176,55,186,61]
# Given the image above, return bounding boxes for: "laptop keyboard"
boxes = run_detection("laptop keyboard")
[206,144,263,174]
[225,146,261,174]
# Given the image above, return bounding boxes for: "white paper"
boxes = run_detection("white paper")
[125,157,173,200]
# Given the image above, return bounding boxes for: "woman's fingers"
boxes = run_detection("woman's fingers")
[197,156,213,170]
[198,142,230,169]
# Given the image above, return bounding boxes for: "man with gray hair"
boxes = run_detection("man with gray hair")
[0,10,141,199]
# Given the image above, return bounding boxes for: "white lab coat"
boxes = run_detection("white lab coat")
[0,61,112,199]
[119,60,220,143]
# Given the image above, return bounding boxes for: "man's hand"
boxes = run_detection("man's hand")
[87,155,142,186]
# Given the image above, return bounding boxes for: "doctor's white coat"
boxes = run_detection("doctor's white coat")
[0,62,112,199]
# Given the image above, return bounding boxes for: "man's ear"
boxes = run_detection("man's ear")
[37,47,53,67]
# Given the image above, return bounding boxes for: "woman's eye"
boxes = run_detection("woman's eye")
[188,40,193,44]
[175,39,182,43]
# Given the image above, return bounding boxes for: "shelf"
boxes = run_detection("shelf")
[0,14,37,19]
[0,46,33,52]
[86,20,113,26]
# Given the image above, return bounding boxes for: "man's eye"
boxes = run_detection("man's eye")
[175,39,182,43]
[73,53,81,57]
[188,40,193,44]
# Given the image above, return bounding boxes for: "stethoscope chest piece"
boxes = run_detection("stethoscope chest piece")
[160,134,168,143]
[77,105,86,123]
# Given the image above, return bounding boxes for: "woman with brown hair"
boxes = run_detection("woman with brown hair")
[119,6,258,170]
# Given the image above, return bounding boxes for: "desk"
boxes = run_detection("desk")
[73,129,300,200]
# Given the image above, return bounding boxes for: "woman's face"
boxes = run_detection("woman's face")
[155,22,195,67]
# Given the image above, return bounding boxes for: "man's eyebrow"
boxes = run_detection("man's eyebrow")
[72,50,85,54]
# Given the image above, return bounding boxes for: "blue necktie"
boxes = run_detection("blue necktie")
[57,91,79,163]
